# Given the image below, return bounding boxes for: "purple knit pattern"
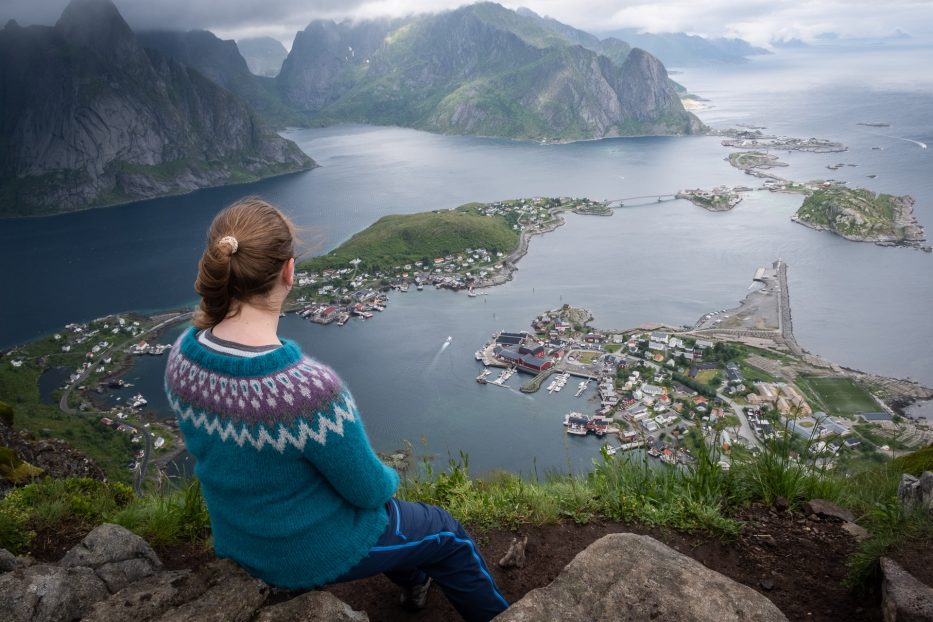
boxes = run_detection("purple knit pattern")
[165,347,343,427]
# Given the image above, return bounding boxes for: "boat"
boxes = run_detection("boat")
[400,284,409,292]
[417,284,424,291]
[476,369,491,384]
[128,393,147,408]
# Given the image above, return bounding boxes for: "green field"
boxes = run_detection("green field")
[795,375,880,418]
[298,205,519,274]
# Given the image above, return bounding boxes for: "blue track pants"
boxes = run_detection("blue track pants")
[334,499,509,622]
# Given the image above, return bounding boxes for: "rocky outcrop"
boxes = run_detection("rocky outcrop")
[0,524,369,622]
[0,0,314,217]
[0,418,104,493]
[898,472,933,516]
[277,3,704,141]
[494,533,787,621]
[881,557,933,621]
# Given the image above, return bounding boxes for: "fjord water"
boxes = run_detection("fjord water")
[3,43,932,473]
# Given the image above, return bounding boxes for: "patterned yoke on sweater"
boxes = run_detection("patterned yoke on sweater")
[163,327,399,589]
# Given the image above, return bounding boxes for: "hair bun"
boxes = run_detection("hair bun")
[217,235,239,255]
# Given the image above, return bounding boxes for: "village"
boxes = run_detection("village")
[473,304,930,470]
[290,197,608,326]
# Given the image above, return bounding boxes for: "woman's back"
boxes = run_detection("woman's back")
[165,327,398,589]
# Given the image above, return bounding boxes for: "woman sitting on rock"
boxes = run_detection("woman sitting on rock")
[164,197,508,621]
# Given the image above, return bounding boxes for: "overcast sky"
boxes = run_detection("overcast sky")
[2,0,931,48]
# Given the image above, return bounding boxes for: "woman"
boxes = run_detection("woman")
[164,197,508,621]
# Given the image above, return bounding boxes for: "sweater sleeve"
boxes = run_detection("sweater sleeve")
[299,386,399,509]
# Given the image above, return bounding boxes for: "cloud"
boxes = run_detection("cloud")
[2,0,931,47]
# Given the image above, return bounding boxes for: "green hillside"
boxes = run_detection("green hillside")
[299,206,519,273]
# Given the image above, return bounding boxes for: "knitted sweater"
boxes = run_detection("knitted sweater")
[163,327,399,589]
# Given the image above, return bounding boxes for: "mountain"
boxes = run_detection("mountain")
[237,36,288,77]
[277,3,703,141]
[594,28,769,66]
[137,29,301,126]
[0,0,314,217]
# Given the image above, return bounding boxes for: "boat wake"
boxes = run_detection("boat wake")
[875,133,928,149]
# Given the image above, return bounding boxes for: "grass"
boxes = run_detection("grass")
[694,369,720,385]
[1,437,926,595]
[0,477,210,554]
[795,375,880,417]
[298,207,519,275]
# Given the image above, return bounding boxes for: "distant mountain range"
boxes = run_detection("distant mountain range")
[0,0,313,216]
[594,28,770,66]
[0,0,741,216]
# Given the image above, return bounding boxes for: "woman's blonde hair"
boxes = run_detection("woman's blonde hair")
[193,197,297,329]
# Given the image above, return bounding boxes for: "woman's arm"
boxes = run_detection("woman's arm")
[299,388,399,509]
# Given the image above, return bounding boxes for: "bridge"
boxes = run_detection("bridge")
[604,194,678,207]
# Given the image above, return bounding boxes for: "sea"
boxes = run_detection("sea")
[2,41,932,476]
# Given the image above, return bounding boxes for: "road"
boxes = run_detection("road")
[56,311,191,494]
[717,392,762,451]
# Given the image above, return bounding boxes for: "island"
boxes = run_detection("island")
[793,187,927,249]
[713,128,929,250]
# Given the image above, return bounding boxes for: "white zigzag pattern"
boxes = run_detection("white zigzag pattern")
[167,392,357,453]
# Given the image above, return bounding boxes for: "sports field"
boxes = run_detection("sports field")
[795,376,880,418]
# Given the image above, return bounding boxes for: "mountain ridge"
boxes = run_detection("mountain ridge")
[0,0,314,217]
[277,2,704,141]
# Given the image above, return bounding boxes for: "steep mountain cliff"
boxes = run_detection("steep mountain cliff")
[0,0,314,217]
[137,29,301,126]
[277,2,703,141]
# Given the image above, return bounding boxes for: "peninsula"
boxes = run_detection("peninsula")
[291,197,609,325]
[471,261,933,464]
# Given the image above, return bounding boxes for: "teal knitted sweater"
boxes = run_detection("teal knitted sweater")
[163,328,398,589]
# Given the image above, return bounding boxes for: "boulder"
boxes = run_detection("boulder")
[254,590,369,621]
[881,557,933,621]
[0,564,108,622]
[803,499,856,523]
[61,523,161,571]
[494,533,787,622]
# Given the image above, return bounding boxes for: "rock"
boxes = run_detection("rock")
[83,570,208,622]
[156,559,268,622]
[0,548,27,572]
[841,522,871,542]
[254,590,369,621]
[898,472,933,515]
[803,499,855,523]
[0,563,108,622]
[94,558,159,594]
[494,533,787,622]
[759,579,775,591]
[499,536,529,569]
[881,557,933,621]
[61,523,162,572]
[773,496,789,512]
